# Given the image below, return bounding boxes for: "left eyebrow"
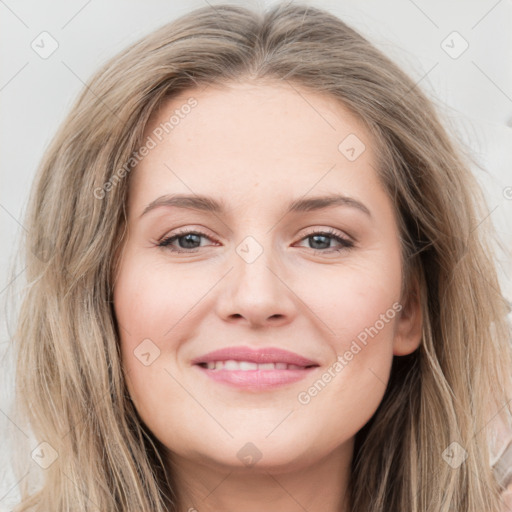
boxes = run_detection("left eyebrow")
[288,194,371,217]
[139,193,371,219]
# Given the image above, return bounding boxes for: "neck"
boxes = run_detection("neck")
[167,440,353,512]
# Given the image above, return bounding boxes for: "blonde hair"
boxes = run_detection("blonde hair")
[9,2,512,511]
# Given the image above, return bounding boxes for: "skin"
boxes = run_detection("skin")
[113,80,422,512]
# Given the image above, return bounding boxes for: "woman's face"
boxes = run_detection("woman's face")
[113,81,421,473]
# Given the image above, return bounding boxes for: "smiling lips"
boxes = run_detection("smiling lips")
[192,346,320,391]
[202,360,306,371]
[192,345,319,368]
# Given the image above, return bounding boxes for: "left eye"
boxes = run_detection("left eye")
[157,229,354,253]
[296,229,354,253]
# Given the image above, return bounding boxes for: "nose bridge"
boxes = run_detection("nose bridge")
[217,232,295,326]
[234,233,281,295]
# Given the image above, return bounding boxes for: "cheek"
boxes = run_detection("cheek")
[293,270,399,438]
[289,254,401,435]
[295,251,402,349]
[114,255,202,345]
[113,257,190,416]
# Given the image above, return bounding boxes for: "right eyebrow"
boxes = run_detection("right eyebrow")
[140,194,224,218]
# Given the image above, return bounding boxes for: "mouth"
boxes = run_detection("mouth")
[196,360,317,371]
[191,346,320,391]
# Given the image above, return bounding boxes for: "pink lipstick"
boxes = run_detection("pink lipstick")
[191,346,320,391]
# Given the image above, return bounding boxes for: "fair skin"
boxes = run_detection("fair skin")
[113,80,422,512]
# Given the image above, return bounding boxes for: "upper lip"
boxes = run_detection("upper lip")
[191,346,319,368]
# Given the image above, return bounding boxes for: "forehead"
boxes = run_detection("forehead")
[128,80,383,216]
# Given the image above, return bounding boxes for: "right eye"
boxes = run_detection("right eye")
[158,229,219,253]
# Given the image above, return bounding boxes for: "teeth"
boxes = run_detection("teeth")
[239,361,259,370]
[203,360,306,371]
[224,360,240,370]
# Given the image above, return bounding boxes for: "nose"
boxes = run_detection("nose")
[215,238,297,329]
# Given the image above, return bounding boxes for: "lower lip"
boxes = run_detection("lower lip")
[194,365,318,391]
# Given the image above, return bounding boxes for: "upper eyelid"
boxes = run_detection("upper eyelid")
[160,226,352,239]
[159,227,217,242]
[300,226,354,241]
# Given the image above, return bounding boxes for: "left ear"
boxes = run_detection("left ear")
[393,277,422,356]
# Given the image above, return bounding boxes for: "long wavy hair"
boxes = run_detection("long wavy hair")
[8,2,511,511]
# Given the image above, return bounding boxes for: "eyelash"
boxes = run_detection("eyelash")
[157,228,354,254]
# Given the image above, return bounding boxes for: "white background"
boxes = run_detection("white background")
[1,0,511,507]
